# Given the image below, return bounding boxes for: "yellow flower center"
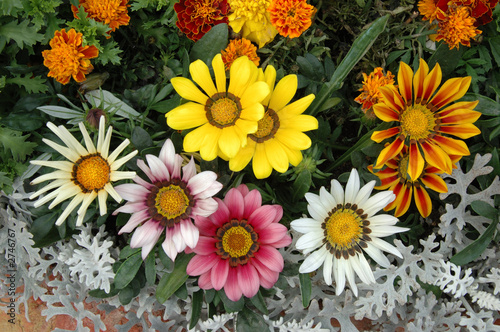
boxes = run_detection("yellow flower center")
[193,0,219,18]
[155,184,189,219]
[222,226,253,258]
[322,204,371,259]
[400,104,436,140]
[73,154,110,192]
[249,108,280,143]
[206,92,242,128]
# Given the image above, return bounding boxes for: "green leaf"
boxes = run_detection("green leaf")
[119,245,141,260]
[306,15,389,116]
[292,170,312,201]
[37,106,83,120]
[88,285,120,298]
[299,273,312,307]
[427,42,466,78]
[0,0,23,16]
[461,93,500,116]
[96,40,122,65]
[189,290,204,329]
[30,212,57,241]
[249,290,268,314]
[145,249,156,285]
[0,126,37,161]
[131,126,153,151]
[450,201,499,266]
[236,306,268,331]
[5,75,48,93]
[155,253,194,303]
[489,37,500,67]
[114,251,143,289]
[190,23,228,64]
[219,290,245,312]
[0,19,44,49]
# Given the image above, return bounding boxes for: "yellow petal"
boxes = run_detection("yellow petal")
[219,126,243,158]
[199,125,222,161]
[235,118,259,135]
[280,143,303,166]
[190,60,217,97]
[228,57,252,96]
[240,81,270,109]
[422,62,442,102]
[268,75,297,112]
[278,94,315,118]
[253,143,273,179]
[280,115,318,132]
[183,124,211,153]
[261,65,277,105]
[166,102,207,130]
[413,59,429,99]
[414,186,431,217]
[240,103,265,122]
[275,129,311,150]
[397,61,413,103]
[438,123,481,139]
[407,143,425,181]
[229,140,255,172]
[264,139,289,173]
[171,77,209,105]
[213,54,227,93]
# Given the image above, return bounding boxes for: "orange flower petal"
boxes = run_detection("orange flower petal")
[439,109,482,124]
[378,86,404,112]
[407,143,425,181]
[374,136,405,169]
[421,173,448,193]
[432,135,470,156]
[397,61,413,103]
[413,59,429,100]
[437,100,479,117]
[373,103,400,122]
[438,123,481,139]
[421,62,442,102]
[414,185,431,217]
[421,140,452,174]
[430,76,471,109]
[384,181,403,212]
[371,127,401,143]
[394,183,413,217]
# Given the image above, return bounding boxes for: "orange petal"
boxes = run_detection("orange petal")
[432,135,470,156]
[397,61,413,103]
[384,181,403,212]
[421,141,452,174]
[408,143,425,181]
[429,77,471,109]
[371,127,401,143]
[421,62,442,102]
[394,183,413,217]
[374,136,405,169]
[373,103,400,122]
[437,100,479,117]
[414,185,431,217]
[439,109,482,125]
[413,59,429,100]
[438,123,481,139]
[378,86,404,112]
[421,173,448,193]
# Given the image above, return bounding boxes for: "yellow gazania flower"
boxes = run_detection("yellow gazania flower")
[436,6,481,50]
[227,0,279,48]
[42,29,99,85]
[267,0,315,38]
[354,67,396,113]
[166,54,270,161]
[72,0,130,34]
[30,117,138,226]
[229,66,317,179]
[221,38,260,70]
[371,58,481,181]
[368,145,459,218]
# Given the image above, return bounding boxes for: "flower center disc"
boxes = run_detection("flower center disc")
[222,226,253,258]
[400,104,436,140]
[155,184,189,220]
[193,0,217,18]
[206,92,242,128]
[325,209,363,249]
[73,154,110,192]
[249,108,280,143]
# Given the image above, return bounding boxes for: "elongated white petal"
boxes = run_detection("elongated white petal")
[330,179,344,205]
[354,180,376,207]
[108,139,131,164]
[363,191,396,217]
[79,122,96,153]
[299,245,328,273]
[344,169,360,203]
[290,217,322,233]
[295,230,324,251]
[323,254,333,285]
[370,237,403,258]
[363,243,390,268]
[319,186,336,211]
[55,194,84,226]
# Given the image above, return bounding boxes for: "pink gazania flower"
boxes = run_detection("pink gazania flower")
[113,139,223,260]
[186,184,292,301]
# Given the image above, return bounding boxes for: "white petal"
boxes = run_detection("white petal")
[299,245,329,273]
[370,237,403,259]
[363,191,396,217]
[180,219,199,249]
[354,180,376,207]
[182,157,197,182]
[305,193,329,221]
[290,217,322,234]
[108,139,131,164]
[370,225,409,238]
[42,138,80,162]
[110,150,138,171]
[368,214,399,226]
[104,183,122,203]
[363,243,390,268]
[334,258,346,295]
[79,122,96,153]
[159,139,177,172]
[98,190,108,215]
[146,154,170,182]
[118,210,150,234]
[343,259,358,296]
[344,169,360,204]
[295,230,324,251]
[114,183,149,202]
[192,198,219,217]
[323,253,333,285]
[330,179,345,205]
[319,186,337,211]
[351,254,375,284]
[162,235,179,261]
[55,194,84,226]
[188,171,218,196]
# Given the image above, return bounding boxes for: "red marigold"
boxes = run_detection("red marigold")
[174,0,230,42]
[72,0,130,34]
[435,0,499,25]
[268,0,315,38]
[42,29,99,85]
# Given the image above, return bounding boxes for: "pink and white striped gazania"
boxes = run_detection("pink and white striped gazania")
[291,169,408,296]
[186,184,292,302]
[113,139,223,260]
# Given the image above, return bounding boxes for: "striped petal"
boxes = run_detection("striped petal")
[407,143,425,181]
[397,61,413,103]
[420,172,448,193]
[371,127,401,143]
[414,185,431,217]
[433,135,470,156]
[374,136,405,169]
[420,141,452,174]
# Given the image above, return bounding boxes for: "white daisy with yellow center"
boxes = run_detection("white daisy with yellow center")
[291,169,408,296]
[30,117,138,226]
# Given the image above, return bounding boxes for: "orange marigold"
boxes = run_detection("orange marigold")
[268,0,315,38]
[355,67,395,113]
[42,29,99,85]
[221,38,260,70]
[418,0,447,21]
[174,0,229,41]
[72,0,130,34]
[443,0,498,26]
[436,6,481,49]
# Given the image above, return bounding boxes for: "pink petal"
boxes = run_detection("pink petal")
[198,271,213,289]
[243,189,262,218]
[171,223,185,252]
[258,223,289,245]
[237,263,260,298]
[133,175,154,190]
[193,236,217,254]
[159,139,176,173]
[224,188,245,220]
[251,258,279,285]
[112,201,147,215]
[182,157,197,182]
[270,234,292,248]
[137,159,157,182]
[192,198,219,217]
[186,253,219,276]
[236,184,250,197]
[114,183,149,202]
[209,198,230,227]
[211,259,229,290]
[194,215,218,237]
[248,205,278,231]
[188,171,219,196]
[162,234,179,261]
[272,204,283,223]
[254,245,284,272]
[118,210,151,234]
[180,219,199,249]
[130,222,163,259]
[146,154,170,182]
[224,267,242,302]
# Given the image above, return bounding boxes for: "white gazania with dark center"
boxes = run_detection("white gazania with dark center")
[113,139,223,260]
[30,116,138,226]
[291,169,408,296]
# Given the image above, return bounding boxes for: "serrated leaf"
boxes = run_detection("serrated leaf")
[155,253,194,303]
[114,251,143,289]
[6,75,48,93]
[0,126,37,161]
[0,19,44,49]
[0,0,23,16]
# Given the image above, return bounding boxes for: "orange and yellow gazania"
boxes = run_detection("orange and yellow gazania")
[371,58,481,181]
[368,145,458,217]
[355,67,396,113]
[221,38,260,70]
[42,29,99,85]
[72,0,130,34]
[268,0,315,38]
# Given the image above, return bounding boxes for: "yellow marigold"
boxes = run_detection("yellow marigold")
[436,6,481,49]
[355,67,395,113]
[418,0,447,22]
[42,29,99,85]
[227,0,278,48]
[221,38,260,70]
[72,0,130,34]
[268,0,315,38]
